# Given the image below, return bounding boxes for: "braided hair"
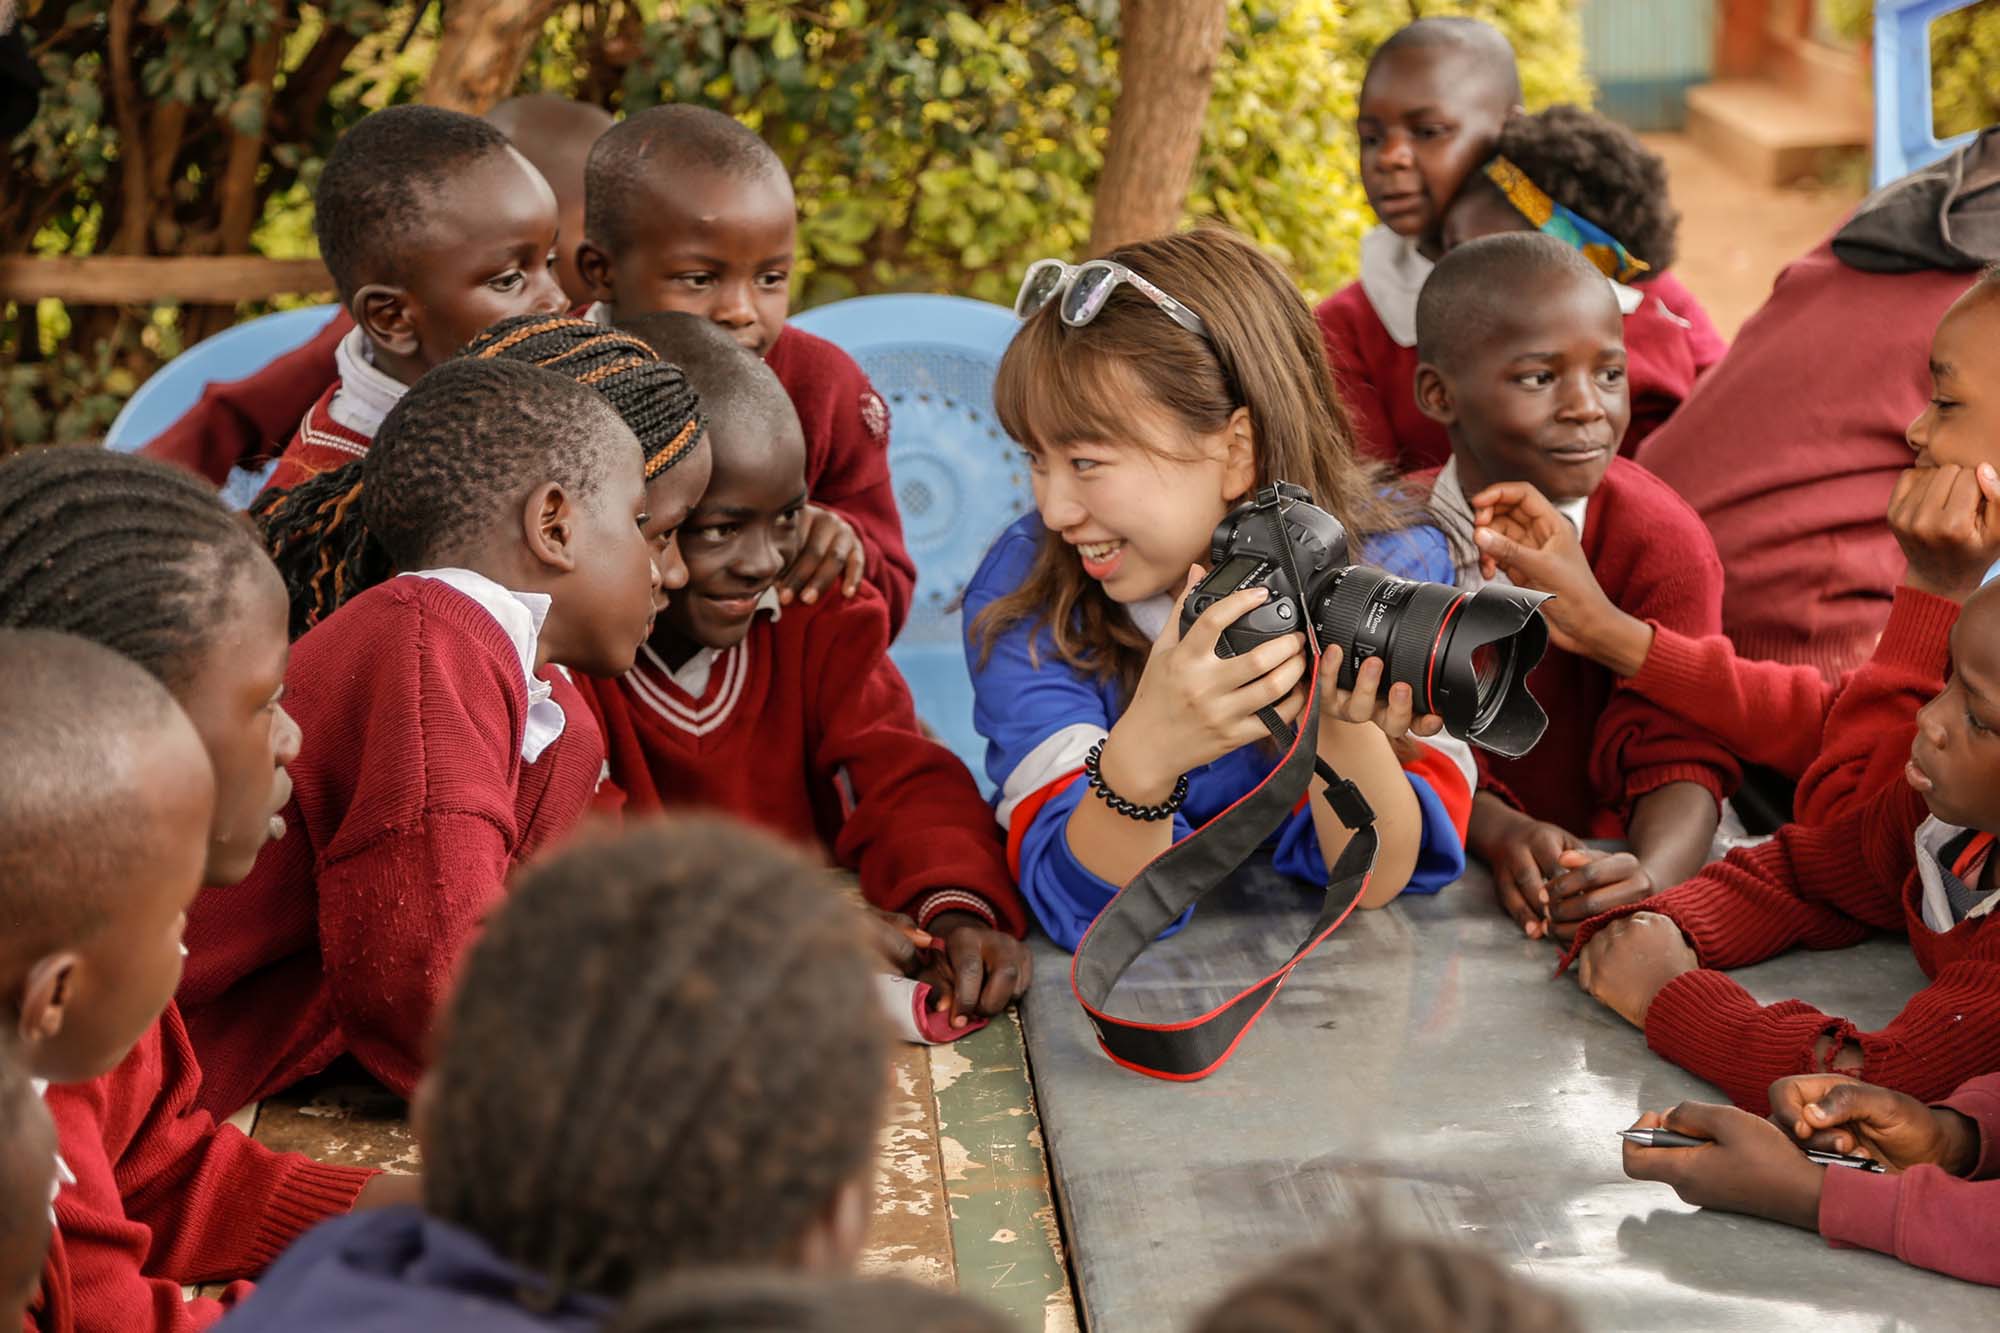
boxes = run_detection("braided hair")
[607,1270,1014,1333]
[256,317,704,637]
[0,448,269,690]
[1194,1229,1580,1333]
[424,816,890,1303]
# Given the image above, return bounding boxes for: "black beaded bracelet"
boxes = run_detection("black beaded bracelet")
[1083,739,1188,822]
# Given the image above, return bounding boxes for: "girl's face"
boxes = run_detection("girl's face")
[177,559,303,886]
[1906,290,2000,472]
[1028,396,1256,605]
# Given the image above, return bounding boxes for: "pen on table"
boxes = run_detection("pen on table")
[1616,1128,1886,1173]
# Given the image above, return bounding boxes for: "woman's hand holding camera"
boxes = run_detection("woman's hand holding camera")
[1100,565,1309,796]
[1317,644,1445,743]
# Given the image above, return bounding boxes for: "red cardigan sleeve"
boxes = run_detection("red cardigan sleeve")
[1314,286,1400,466]
[1819,1162,2000,1285]
[806,589,1028,937]
[40,1010,373,1332]
[1623,624,1834,780]
[136,313,347,486]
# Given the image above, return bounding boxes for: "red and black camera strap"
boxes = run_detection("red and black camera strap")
[1069,497,1379,1080]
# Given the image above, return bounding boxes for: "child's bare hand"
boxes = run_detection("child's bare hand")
[1575,911,1698,1028]
[1546,848,1659,943]
[920,911,1032,1025]
[1468,481,1651,673]
[1888,462,2000,602]
[865,907,934,975]
[1767,1074,1980,1174]
[778,503,866,606]
[1621,1103,1825,1231]
[1474,805,1581,940]
[1317,645,1445,741]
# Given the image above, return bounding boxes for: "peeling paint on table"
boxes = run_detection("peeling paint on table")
[859,1040,957,1285]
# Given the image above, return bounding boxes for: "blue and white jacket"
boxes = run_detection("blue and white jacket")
[963,513,1474,950]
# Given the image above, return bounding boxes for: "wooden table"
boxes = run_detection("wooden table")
[1019,858,1997,1331]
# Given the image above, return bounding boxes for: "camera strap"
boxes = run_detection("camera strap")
[1069,499,1379,1080]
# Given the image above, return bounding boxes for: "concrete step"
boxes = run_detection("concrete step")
[1685,77,1870,186]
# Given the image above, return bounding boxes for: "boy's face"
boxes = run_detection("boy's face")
[1357,46,1514,250]
[32,726,214,1085]
[660,421,810,653]
[1420,272,1629,503]
[1906,289,2000,472]
[177,561,302,887]
[0,1088,55,1321]
[1910,583,2000,830]
[641,435,715,613]
[382,147,569,372]
[549,438,665,678]
[588,168,796,358]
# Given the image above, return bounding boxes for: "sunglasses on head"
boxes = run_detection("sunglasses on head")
[1013,258,1212,342]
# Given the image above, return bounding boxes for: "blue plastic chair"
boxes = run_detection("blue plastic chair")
[106,303,341,508]
[789,294,1032,794]
[1873,0,1980,188]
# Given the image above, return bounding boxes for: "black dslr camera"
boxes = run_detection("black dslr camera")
[1180,482,1552,757]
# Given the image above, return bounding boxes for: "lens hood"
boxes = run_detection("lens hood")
[1437,586,1553,758]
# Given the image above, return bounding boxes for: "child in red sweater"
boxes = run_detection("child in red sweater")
[140,96,613,486]
[0,452,417,1333]
[1563,579,2000,1110]
[1623,1071,2000,1287]
[1439,106,1725,455]
[1469,271,2000,838]
[183,358,671,1113]
[578,314,1029,1028]
[1413,233,1738,942]
[258,105,569,493]
[575,104,915,633]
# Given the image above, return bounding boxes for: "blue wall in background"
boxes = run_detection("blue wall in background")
[1582,0,1717,130]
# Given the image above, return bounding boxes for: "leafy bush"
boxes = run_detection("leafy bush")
[1825,0,2000,140]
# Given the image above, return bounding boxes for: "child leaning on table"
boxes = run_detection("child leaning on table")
[1623,1071,2000,1288]
[1470,267,2000,843]
[1561,578,2000,1112]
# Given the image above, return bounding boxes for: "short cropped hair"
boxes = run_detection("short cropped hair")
[1416,231,1614,372]
[314,105,515,299]
[584,105,786,255]
[1368,16,1523,105]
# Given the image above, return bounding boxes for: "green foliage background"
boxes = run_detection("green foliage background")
[1824,0,2000,140]
[0,0,1592,446]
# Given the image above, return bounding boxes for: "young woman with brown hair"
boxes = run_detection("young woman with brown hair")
[964,226,1475,949]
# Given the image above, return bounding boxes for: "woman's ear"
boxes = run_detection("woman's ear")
[1414,363,1457,427]
[1220,405,1258,503]
[522,482,579,574]
[353,285,420,360]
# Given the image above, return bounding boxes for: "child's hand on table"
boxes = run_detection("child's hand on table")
[778,503,866,606]
[1768,1074,1981,1175]
[865,907,935,974]
[1545,849,1658,944]
[1470,800,1581,940]
[919,910,1033,1027]
[1574,911,1698,1028]
[1621,1103,1825,1230]
[1467,480,1652,678]
[1889,462,2000,602]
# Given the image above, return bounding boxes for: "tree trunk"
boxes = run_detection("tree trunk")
[423,0,566,114]
[1088,0,1227,255]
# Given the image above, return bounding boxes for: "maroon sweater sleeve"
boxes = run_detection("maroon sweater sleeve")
[40,1009,373,1332]
[807,587,1028,936]
[1819,1164,2000,1285]
[768,327,916,636]
[136,313,348,486]
[1586,464,1740,817]
[1314,285,1400,466]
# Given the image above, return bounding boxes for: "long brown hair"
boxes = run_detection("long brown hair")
[975,225,1418,698]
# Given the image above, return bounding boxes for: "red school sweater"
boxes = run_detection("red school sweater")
[177,578,606,1115]
[1444,457,1740,836]
[575,583,1027,936]
[1634,237,1979,680]
[28,1005,376,1333]
[1315,271,1727,472]
[261,382,369,495]
[138,314,345,488]
[1561,776,2000,1110]
[1619,585,1957,823]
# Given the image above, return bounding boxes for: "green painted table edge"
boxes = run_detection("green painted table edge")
[931,1013,1080,1332]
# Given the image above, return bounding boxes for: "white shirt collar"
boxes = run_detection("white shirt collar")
[1914,816,2000,933]
[1430,457,1590,591]
[30,1079,75,1218]
[1126,594,1174,644]
[327,323,409,440]
[583,301,612,327]
[663,589,782,696]
[1611,279,1645,315]
[1358,225,1433,348]
[402,568,566,762]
